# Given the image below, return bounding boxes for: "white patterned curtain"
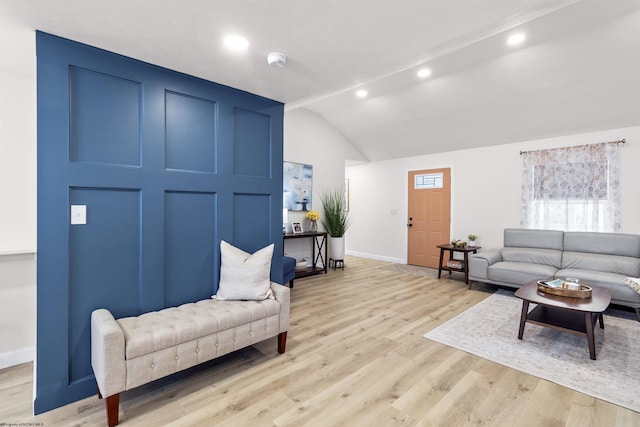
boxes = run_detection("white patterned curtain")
[520,142,620,232]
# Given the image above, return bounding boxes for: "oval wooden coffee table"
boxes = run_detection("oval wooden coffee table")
[514,280,611,360]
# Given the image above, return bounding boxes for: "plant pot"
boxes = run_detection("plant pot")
[329,236,345,260]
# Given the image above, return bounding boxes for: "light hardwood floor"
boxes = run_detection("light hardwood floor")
[1,256,638,426]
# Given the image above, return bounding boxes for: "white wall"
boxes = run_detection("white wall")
[0,254,36,369]
[283,108,366,264]
[346,126,640,263]
[0,12,37,253]
[0,18,37,368]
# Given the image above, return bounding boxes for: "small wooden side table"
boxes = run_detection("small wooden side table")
[436,244,480,286]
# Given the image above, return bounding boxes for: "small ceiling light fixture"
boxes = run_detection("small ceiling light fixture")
[267,52,287,68]
[356,89,368,98]
[224,34,249,51]
[417,68,431,78]
[507,33,526,46]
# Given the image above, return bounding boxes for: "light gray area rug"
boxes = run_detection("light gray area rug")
[424,290,640,412]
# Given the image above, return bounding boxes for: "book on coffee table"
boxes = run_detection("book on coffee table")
[542,279,564,288]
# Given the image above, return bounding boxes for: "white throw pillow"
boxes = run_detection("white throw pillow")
[213,240,274,301]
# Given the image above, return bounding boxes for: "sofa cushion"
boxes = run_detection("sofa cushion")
[501,247,563,269]
[504,228,564,250]
[117,298,281,360]
[562,251,640,277]
[469,250,503,280]
[488,261,557,285]
[556,269,640,305]
[215,240,274,301]
[563,232,640,258]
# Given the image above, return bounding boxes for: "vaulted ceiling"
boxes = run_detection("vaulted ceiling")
[3,0,640,161]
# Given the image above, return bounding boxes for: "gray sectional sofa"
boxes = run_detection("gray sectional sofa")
[469,228,640,320]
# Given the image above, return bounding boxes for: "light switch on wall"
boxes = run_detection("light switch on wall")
[71,205,87,225]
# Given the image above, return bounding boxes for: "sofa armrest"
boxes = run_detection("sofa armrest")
[474,249,503,265]
[91,309,126,398]
[270,282,290,333]
[469,249,503,280]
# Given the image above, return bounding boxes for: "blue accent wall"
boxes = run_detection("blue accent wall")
[35,32,284,413]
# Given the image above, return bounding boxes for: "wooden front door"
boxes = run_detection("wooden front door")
[407,168,451,268]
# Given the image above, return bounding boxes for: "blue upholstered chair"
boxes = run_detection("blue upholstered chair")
[283,256,296,288]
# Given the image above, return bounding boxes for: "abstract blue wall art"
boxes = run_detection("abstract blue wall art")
[283,161,313,211]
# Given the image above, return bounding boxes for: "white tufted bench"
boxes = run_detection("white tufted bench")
[91,282,289,427]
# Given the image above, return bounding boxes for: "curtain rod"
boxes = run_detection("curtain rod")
[520,138,626,155]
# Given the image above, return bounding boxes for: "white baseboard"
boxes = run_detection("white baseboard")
[0,346,35,369]
[345,250,405,264]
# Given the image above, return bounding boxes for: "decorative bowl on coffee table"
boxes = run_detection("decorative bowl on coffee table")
[536,279,592,298]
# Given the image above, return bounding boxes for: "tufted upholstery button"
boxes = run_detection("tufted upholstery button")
[264,326,268,330]
[215,342,219,347]
[175,356,179,361]
[150,363,155,368]
[233,336,237,341]
[195,348,199,353]
[249,331,253,335]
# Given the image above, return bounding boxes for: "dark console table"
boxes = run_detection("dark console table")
[283,231,328,278]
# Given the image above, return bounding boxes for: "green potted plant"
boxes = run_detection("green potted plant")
[320,189,350,260]
[467,234,478,246]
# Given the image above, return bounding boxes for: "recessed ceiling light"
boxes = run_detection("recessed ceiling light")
[417,68,431,78]
[507,33,526,46]
[356,89,368,98]
[224,35,249,51]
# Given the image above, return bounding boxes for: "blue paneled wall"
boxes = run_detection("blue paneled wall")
[36,32,284,413]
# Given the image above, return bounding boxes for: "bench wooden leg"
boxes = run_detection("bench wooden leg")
[97,385,119,426]
[278,331,287,354]
[105,393,120,427]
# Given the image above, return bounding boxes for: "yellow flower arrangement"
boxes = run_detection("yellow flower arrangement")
[305,209,320,221]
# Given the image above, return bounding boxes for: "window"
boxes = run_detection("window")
[520,142,620,232]
[414,173,443,189]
